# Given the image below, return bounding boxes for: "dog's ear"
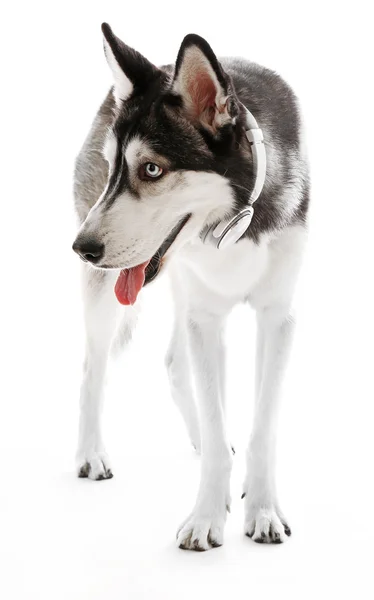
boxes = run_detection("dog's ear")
[173,34,238,134]
[101,23,160,107]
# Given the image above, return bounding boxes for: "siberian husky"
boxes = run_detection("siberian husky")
[72,23,309,551]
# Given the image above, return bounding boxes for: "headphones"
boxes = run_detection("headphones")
[202,107,266,250]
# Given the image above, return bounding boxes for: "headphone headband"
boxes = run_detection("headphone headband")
[202,106,266,249]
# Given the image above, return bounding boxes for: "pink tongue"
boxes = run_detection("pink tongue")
[114,261,150,305]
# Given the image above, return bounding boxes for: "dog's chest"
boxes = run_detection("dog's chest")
[176,236,270,301]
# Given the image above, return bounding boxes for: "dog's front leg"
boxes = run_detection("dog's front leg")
[165,320,201,452]
[76,268,123,480]
[177,310,232,551]
[243,305,294,543]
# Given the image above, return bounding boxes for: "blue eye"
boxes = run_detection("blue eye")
[143,163,163,179]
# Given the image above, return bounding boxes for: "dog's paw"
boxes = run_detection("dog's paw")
[76,451,113,481]
[244,503,291,544]
[177,509,228,551]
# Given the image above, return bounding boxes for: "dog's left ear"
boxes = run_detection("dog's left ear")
[173,34,238,134]
[102,23,160,107]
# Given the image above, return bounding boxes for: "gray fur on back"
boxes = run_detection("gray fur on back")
[74,93,113,223]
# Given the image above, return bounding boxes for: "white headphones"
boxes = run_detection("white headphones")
[202,107,266,249]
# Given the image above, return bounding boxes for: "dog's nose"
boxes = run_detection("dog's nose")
[72,238,105,264]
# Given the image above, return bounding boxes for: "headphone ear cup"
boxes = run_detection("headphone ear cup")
[217,208,254,250]
[202,207,254,249]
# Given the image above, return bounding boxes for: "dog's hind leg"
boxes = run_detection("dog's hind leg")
[243,304,294,542]
[165,320,201,452]
[76,267,126,480]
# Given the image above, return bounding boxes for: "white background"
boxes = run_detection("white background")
[1,1,374,598]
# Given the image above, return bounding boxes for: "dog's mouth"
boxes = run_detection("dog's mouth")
[114,214,191,305]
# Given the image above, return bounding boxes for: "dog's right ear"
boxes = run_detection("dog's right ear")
[172,34,238,134]
[101,23,159,107]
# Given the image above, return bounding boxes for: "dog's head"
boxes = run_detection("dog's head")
[73,24,253,304]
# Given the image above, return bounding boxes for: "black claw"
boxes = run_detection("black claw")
[272,531,282,544]
[231,446,236,455]
[253,536,265,544]
[241,492,246,499]
[179,533,192,548]
[208,533,222,548]
[245,530,255,539]
[96,470,113,481]
[192,540,206,552]
[283,523,292,536]
[78,462,113,481]
[78,463,90,478]
[253,531,268,543]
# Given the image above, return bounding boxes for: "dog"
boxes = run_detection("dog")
[72,23,309,551]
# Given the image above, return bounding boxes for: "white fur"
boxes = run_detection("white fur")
[77,217,306,549]
[124,137,143,166]
[76,269,121,479]
[103,131,118,168]
[76,267,139,479]
[169,224,306,548]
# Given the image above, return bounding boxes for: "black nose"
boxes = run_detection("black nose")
[72,239,105,264]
